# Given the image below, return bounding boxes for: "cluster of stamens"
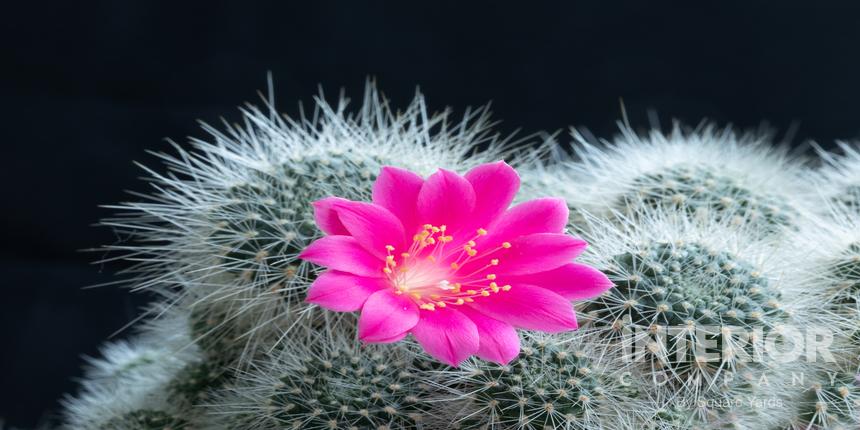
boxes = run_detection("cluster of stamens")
[383,224,512,311]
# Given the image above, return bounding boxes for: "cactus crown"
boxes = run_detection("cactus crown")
[215,341,433,430]
[582,239,789,401]
[436,334,636,430]
[589,241,785,330]
[622,164,797,231]
[793,372,860,429]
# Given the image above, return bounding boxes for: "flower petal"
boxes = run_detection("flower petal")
[358,290,420,343]
[458,306,520,365]
[464,161,520,230]
[372,166,424,234]
[299,235,382,277]
[496,233,587,275]
[504,263,613,301]
[417,168,476,235]
[331,200,406,259]
[305,270,388,312]
[312,197,352,235]
[467,284,579,333]
[482,198,569,247]
[410,308,479,367]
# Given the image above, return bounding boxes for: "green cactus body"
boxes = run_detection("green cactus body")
[209,151,382,286]
[621,165,797,231]
[792,372,860,429]
[585,241,787,388]
[100,410,188,430]
[451,338,627,430]
[259,348,429,430]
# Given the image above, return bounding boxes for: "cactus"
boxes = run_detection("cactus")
[431,333,639,429]
[207,334,433,430]
[571,208,810,429]
[521,124,811,237]
[621,164,798,231]
[789,371,860,429]
[582,234,787,393]
[99,83,510,373]
[60,310,204,430]
[59,85,860,430]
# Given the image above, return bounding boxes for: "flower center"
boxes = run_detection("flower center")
[383,224,512,311]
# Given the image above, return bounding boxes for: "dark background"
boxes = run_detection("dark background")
[2,1,859,427]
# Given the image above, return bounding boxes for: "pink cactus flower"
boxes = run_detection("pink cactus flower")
[299,161,612,366]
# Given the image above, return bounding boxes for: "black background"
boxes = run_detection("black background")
[3,1,860,426]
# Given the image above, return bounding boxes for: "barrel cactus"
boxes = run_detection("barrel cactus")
[207,333,434,430]
[100,83,511,370]
[430,332,639,429]
[525,124,811,235]
[574,208,807,428]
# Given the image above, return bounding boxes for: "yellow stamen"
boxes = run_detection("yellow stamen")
[502,242,512,249]
[490,259,499,266]
[477,228,488,236]
[486,274,496,280]
[455,298,465,305]
[502,285,512,291]
[385,245,395,251]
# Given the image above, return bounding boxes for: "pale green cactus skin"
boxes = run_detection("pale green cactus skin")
[210,151,383,285]
[585,241,786,381]
[214,344,434,430]
[790,372,860,429]
[622,165,798,232]
[429,334,639,430]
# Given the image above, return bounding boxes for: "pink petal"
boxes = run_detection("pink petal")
[299,235,383,277]
[458,306,520,365]
[305,270,388,312]
[410,308,479,367]
[496,233,587,276]
[312,197,352,235]
[464,161,520,231]
[371,332,409,344]
[358,290,420,343]
[372,166,424,234]
[482,198,569,247]
[504,263,613,300]
[467,284,579,333]
[417,168,476,235]
[331,200,406,259]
